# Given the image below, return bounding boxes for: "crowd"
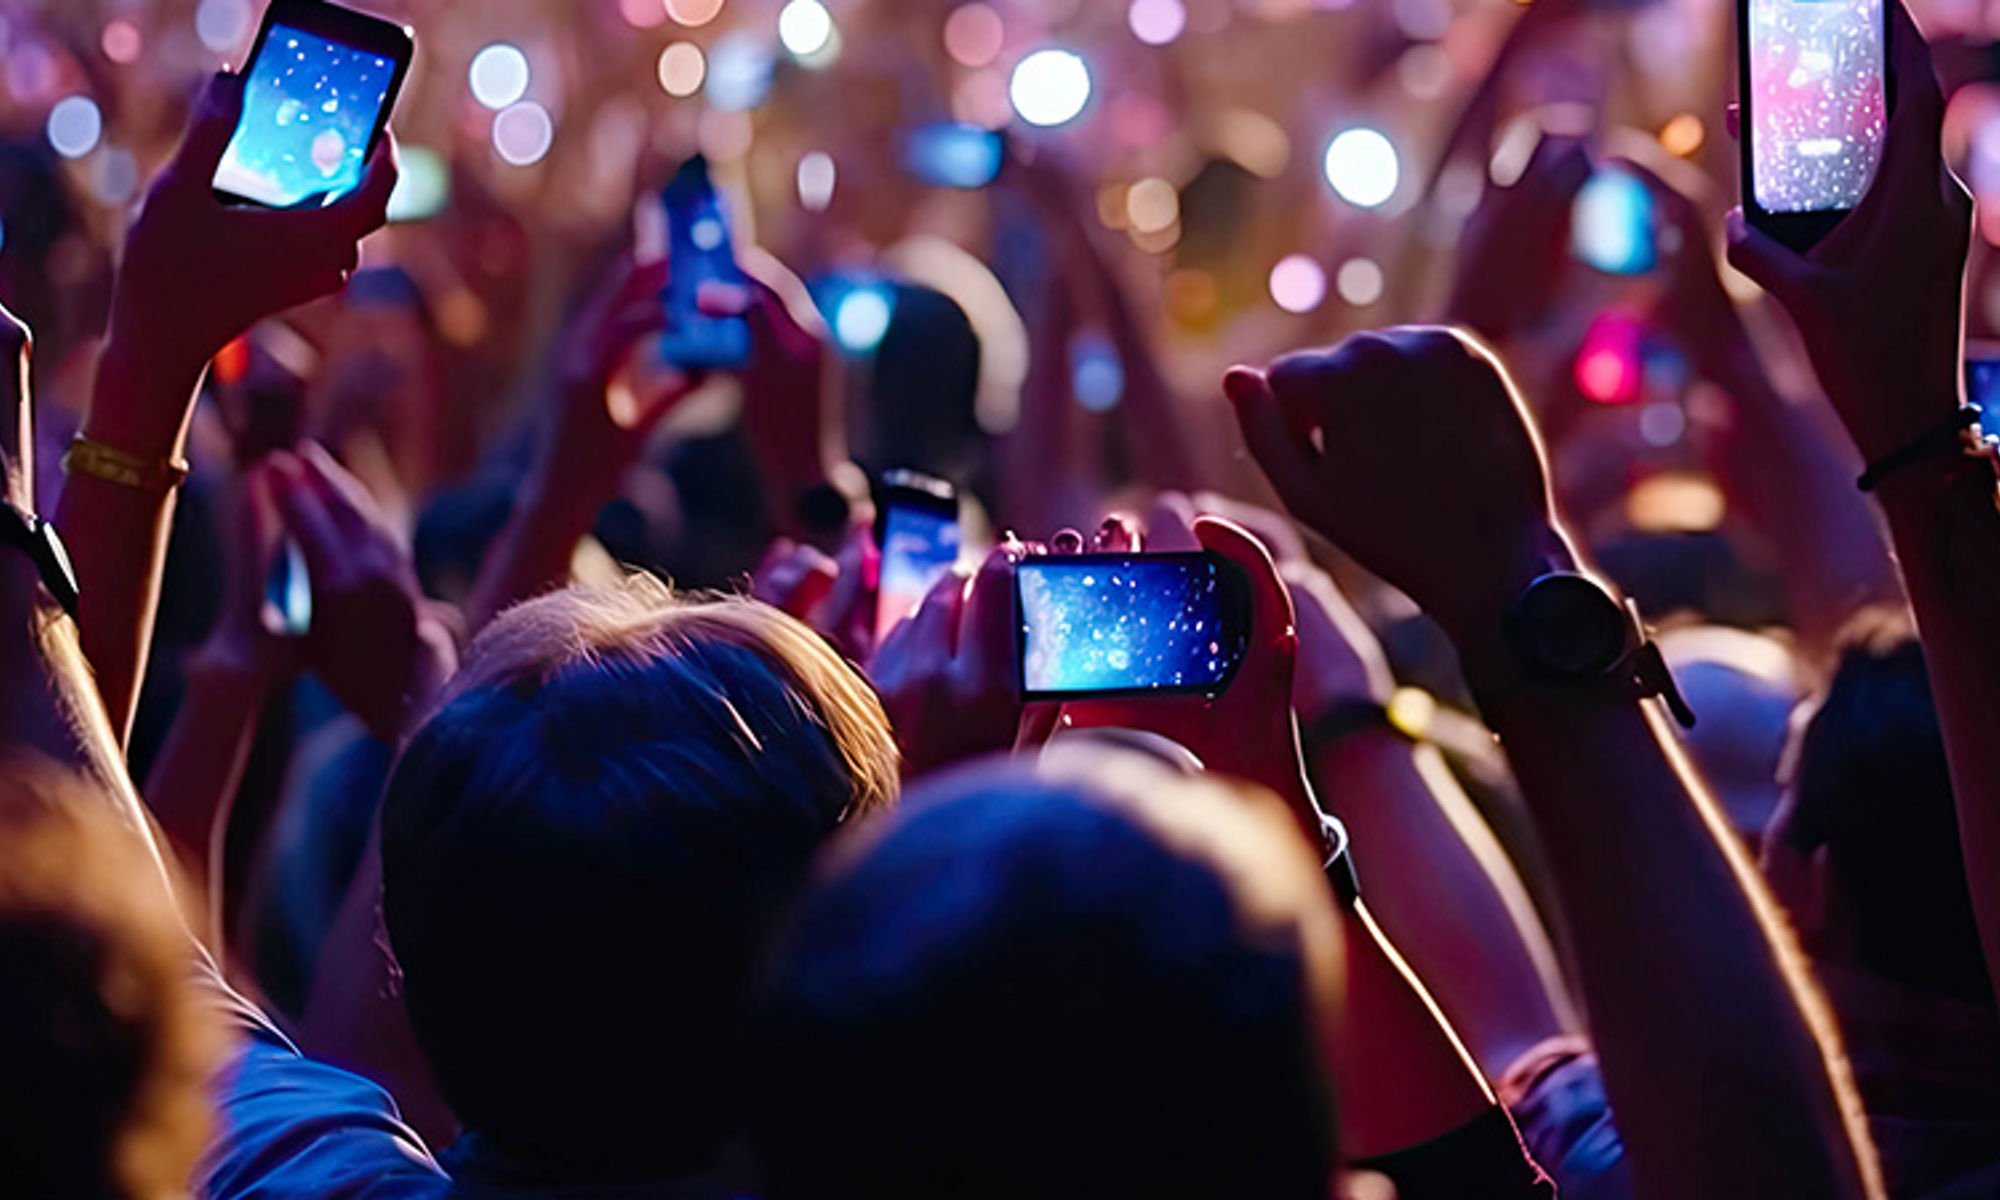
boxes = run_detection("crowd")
[6,0,2000,1197]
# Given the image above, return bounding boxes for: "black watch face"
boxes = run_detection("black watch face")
[1511,575,1628,678]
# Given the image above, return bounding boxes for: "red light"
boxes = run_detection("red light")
[1574,312,1643,405]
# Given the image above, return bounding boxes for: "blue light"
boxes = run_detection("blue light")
[833,285,894,353]
[1071,332,1124,411]
[705,34,774,112]
[1571,168,1658,276]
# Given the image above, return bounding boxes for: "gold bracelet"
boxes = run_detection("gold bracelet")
[61,435,190,494]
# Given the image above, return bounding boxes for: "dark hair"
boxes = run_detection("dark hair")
[382,581,896,1180]
[1787,610,1992,1005]
[753,750,1338,1200]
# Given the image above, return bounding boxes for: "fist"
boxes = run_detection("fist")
[1225,327,1575,641]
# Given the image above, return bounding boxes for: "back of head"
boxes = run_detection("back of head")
[381,578,897,1179]
[1783,609,1992,1004]
[754,747,1341,1200]
[0,760,218,1200]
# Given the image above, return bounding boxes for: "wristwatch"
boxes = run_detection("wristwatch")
[1320,813,1360,909]
[1500,572,1694,728]
[0,501,79,620]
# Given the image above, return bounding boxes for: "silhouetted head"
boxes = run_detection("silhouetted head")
[382,578,898,1180]
[754,746,1342,1200]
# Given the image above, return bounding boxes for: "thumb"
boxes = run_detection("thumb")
[1192,515,1295,659]
[172,72,247,186]
[1724,208,1814,310]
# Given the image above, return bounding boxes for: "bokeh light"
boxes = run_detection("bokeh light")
[89,147,138,205]
[1335,257,1384,306]
[834,284,894,353]
[779,0,834,57]
[1639,401,1688,448]
[1322,127,1398,208]
[47,95,103,160]
[666,0,727,26]
[195,0,253,53]
[621,0,667,27]
[706,34,774,111]
[658,43,706,97]
[387,145,450,221]
[1125,177,1178,234]
[469,44,531,110]
[1659,112,1705,158]
[492,101,554,166]
[1572,169,1657,275]
[1269,254,1326,313]
[1575,313,1644,404]
[1010,50,1091,127]
[1128,0,1187,46]
[101,20,144,65]
[1071,332,1124,411]
[798,150,836,211]
[944,4,1006,67]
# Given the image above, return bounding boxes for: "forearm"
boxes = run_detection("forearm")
[1467,652,1877,1200]
[55,333,206,742]
[142,657,270,878]
[1709,333,1900,661]
[466,464,601,631]
[1314,730,1579,1075]
[1875,457,2000,1001]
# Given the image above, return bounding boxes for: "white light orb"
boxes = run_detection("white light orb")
[1009,49,1091,128]
[492,101,554,167]
[47,95,102,160]
[1268,254,1326,313]
[469,43,531,110]
[779,0,834,57]
[1323,127,1399,209]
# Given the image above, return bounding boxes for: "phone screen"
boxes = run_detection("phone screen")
[214,24,396,208]
[902,123,1005,189]
[660,157,752,370]
[1571,168,1656,275]
[1016,554,1248,699]
[262,536,312,637]
[876,501,962,642]
[1965,351,2000,449]
[1746,0,1886,216]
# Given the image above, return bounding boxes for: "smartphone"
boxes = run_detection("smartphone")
[874,470,961,643]
[901,123,1005,189]
[1737,0,1888,251]
[1015,552,1251,701]
[262,536,312,637]
[212,0,412,210]
[658,155,752,371]
[1571,167,1657,275]
[1964,341,2000,449]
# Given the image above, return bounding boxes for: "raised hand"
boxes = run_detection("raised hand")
[1225,328,1575,647]
[1443,135,1592,344]
[1726,0,1971,463]
[268,443,453,739]
[869,546,1021,779]
[751,525,879,663]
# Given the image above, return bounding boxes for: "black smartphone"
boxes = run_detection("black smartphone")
[211,0,412,210]
[1570,166,1657,275]
[1015,551,1251,701]
[900,122,1006,189]
[1965,341,2000,450]
[1737,0,1889,251]
[659,155,752,371]
[874,469,961,643]
[261,536,312,637]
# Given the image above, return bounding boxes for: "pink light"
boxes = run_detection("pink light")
[1574,312,1643,404]
[102,20,144,64]
[621,0,667,27]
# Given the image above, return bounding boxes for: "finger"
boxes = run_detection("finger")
[1723,208,1814,310]
[170,72,247,186]
[1141,494,1201,552]
[319,135,400,238]
[825,522,880,639]
[1222,366,1331,529]
[1193,515,1296,657]
[294,440,384,540]
[1888,0,1944,134]
[618,257,671,309]
[1518,133,1592,199]
[954,546,1019,685]
[1093,514,1141,553]
[267,452,347,581]
[908,565,968,658]
[1049,528,1085,555]
[695,280,754,318]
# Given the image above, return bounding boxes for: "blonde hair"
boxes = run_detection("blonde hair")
[452,573,898,817]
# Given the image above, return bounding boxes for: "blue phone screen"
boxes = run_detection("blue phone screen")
[213,25,393,208]
[877,503,961,642]
[1966,356,2000,449]
[1017,557,1242,695]
[660,163,752,369]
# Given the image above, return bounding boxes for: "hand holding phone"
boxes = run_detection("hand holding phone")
[659,155,753,370]
[212,0,412,210]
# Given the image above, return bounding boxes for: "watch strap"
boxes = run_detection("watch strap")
[0,502,79,619]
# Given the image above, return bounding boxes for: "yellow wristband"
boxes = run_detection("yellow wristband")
[61,435,190,494]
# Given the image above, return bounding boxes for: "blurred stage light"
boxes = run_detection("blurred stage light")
[944,4,1005,67]
[1659,113,1705,157]
[387,145,449,221]
[798,150,836,211]
[1269,254,1326,313]
[1323,128,1398,208]
[1335,257,1384,307]
[706,34,774,111]
[621,0,667,27]
[1639,401,1687,448]
[47,96,102,160]
[195,0,253,53]
[102,20,144,65]
[1129,0,1187,45]
[470,44,531,110]
[1575,313,1643,404]
[658,43,705,96]
[667,0,726,26]
[834,285,894,353]
[1010,50,1091,127]
[779,0,834,57]
[1125,177,1178,234]
[90,147,137,204]
[1071,332,1124,411]
[492,101,554,167]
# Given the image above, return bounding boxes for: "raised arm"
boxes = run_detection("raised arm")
[1726,0,2000,1003]
[1227,328,1880,1200]
[54,72,394,743]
